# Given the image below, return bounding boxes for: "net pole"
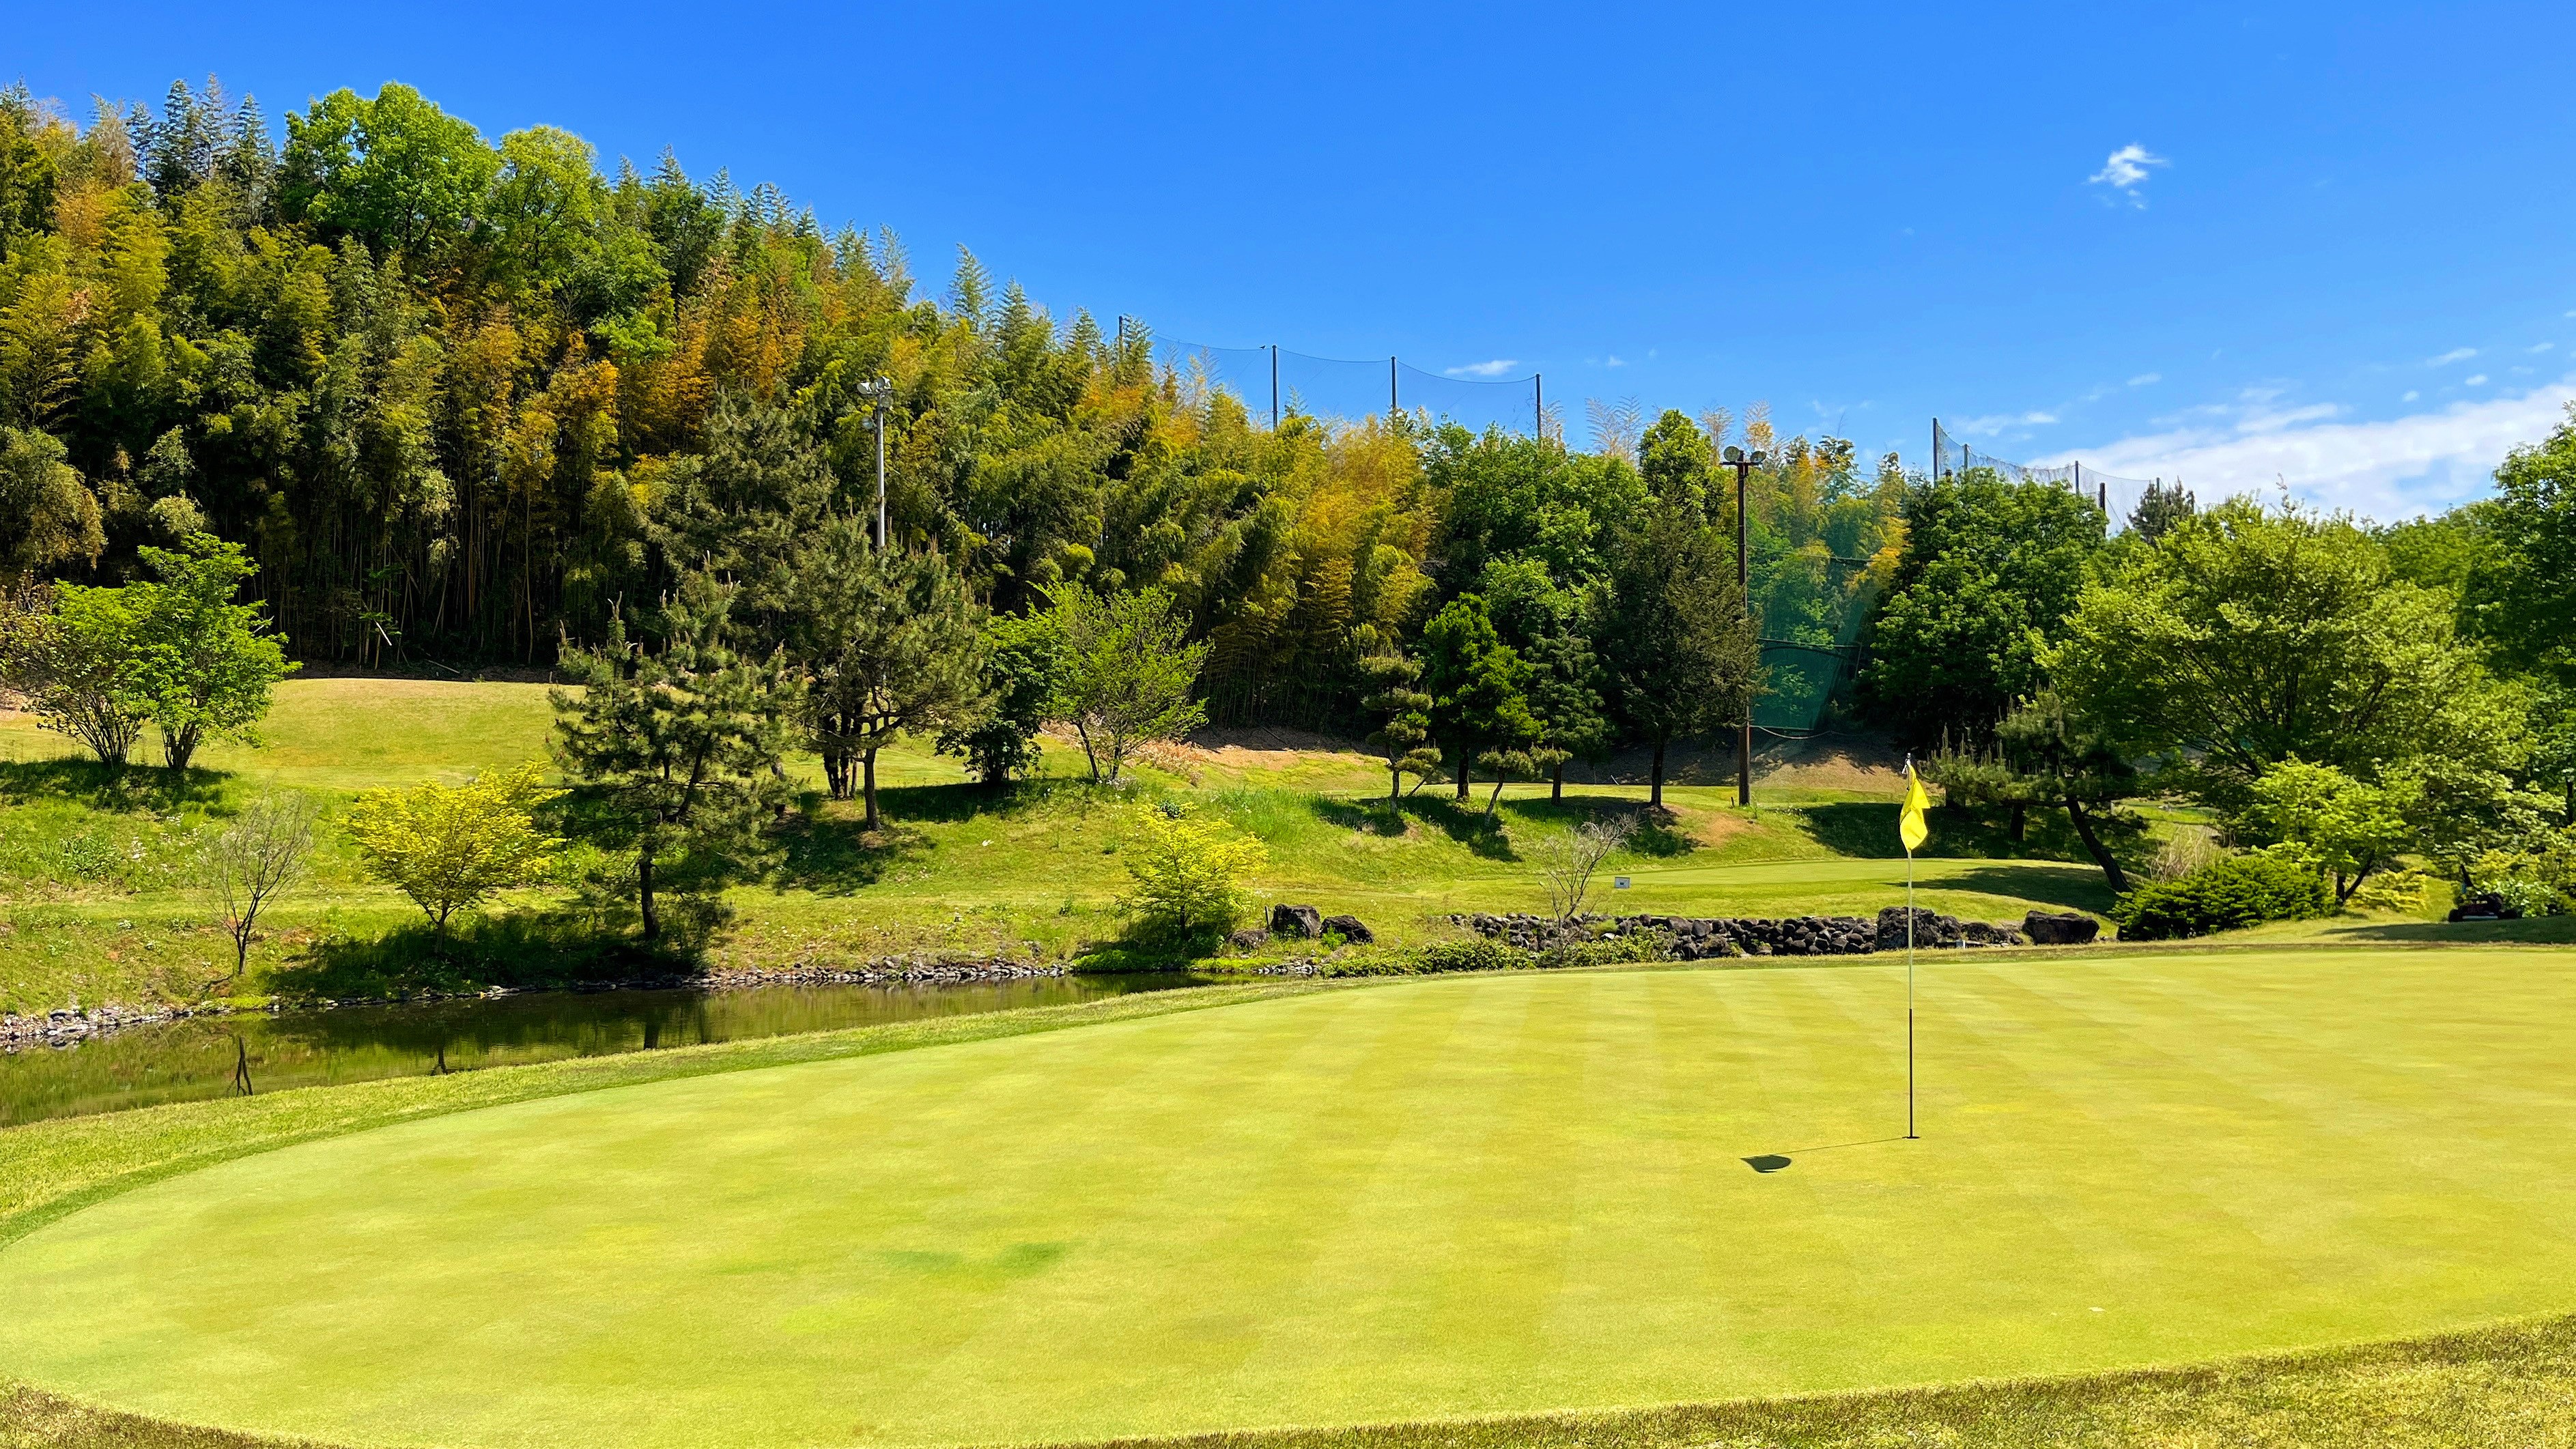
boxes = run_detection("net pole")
[1269,345,1279,430]
[1736,459,1753,807]
[1534,374,1543,441]
[1389,357,1398,419]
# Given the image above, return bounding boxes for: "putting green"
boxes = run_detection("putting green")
[6,951,2576,1448]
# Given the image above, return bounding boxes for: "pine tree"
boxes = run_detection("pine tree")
[784,517,991,829]
[1599,506,1759,809]
[551,577,793,942]
[1359,651,1441,801]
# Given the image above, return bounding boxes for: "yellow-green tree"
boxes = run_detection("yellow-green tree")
[347,762,558,941]
[1120,805,1267,945]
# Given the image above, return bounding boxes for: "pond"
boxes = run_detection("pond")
[1,974,1199,1128]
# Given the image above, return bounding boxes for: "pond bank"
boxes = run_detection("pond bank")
[0,971,1200,1128]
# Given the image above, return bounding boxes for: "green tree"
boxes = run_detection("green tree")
[279,83,499,260]
[346,763,560,941]
[1598,508,1759,808]
[938,609,1065,787]
[2474,402,2576,684]
[1358,650,1442,802]
[2044,500,2520,811]
[784,519,989,829]
[1926,690,2143,890]
[128,532,296,771]
[2125,480,2198,543]
[1118,804,1268,947]
[2239,759,2411,907]
[1419,595,1535,804]
[0,427,102,577]
[1481,557,1608,801]
[550,581,793,942]
[1049,584,1208,785]
[0,581,152,766]
[1858,473,2107,751]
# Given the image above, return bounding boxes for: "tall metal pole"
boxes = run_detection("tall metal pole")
[1269,345,1279,431]
[874,389,888,549]
[1735,457,1753,807]
[1389,356,1398,419]
[1533,373,1543,440]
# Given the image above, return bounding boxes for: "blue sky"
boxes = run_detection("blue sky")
[12,1,2574,518]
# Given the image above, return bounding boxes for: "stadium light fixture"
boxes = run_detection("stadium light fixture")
[853,377,895,547]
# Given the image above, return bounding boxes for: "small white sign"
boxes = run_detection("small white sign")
[1613,876,1631,890]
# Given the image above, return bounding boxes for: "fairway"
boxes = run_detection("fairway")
[6,950,2576,1448]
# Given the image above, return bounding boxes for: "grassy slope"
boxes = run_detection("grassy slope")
[8,951,2576,1448]
[14,678,2409,1016]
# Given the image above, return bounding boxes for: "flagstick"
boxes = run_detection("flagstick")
[1906,846,1916,1140]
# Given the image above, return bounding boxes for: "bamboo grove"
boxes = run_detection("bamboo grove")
[0,78,1904,736]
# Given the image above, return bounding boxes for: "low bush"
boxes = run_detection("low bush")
[2112,849,2332,940]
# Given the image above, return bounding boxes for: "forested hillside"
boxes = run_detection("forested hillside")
[0,78,1896,736]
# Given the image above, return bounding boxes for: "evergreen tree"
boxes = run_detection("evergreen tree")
[1926,690,2142,890]
[1598,508,1759,809]
[783,518,990,829]
[1358,650,1441,801]
[551,578,793,942]
[2126,480,2198,543]
[1419,595,1535,804]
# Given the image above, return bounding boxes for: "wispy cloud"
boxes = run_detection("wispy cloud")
[2128,373,2162,387]
[1443,359,1520,379]
[2403,390,2420,402]
[2465,374,2489,386]
[2531,342,2556,354]
[2429,347,2479,366]
[1952,411,2058,437]
[2087,144,2168,206]
[2041,379,2576,519]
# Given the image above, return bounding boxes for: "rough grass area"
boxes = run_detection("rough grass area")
[6,678,2310,1016]
[8,951,2576,1448]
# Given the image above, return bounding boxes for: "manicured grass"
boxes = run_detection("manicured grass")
[5,949,2575,1448]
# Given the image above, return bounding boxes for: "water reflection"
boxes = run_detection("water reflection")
[1,975,1193,1127]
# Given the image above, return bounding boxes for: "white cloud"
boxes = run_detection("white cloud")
[1443,359,1519,379]
[2402,390,2420,402]
[2531,342,2555,354]
[2127,373,2161,387]
[2465,373,2489,386]
[2040,378,2576,519]
[2087,144,2168,206]
[2428,347,2478,366]
[1602,355,1628,369]
[1952,411,2058,436]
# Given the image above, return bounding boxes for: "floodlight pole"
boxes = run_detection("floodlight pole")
[874,382,889,549]
[1722,449,1759,807]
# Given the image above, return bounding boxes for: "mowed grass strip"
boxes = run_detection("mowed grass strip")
[5,951,2576,1449]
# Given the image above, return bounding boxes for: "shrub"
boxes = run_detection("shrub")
[2467,836,2575,918]
[347,764,560,941]
[2113,848,2332,940]
[1118,805,1266,945]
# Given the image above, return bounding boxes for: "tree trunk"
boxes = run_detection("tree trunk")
[1551,760,1565,802]
[1650,734,1668,809]
[164,725,200,773]
[2064,798,2127,893]
[1486,773,1507,820]
[2008,802,2026,842]
[638,846,660,941]
[1455,745,1471,801]
[1388,765,1402,802]
[862,747,881,831]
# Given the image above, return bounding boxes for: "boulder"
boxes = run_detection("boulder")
[1270,904,1325,939]
[1321,914,1374,944]
[2023,910,2100,945]
[1228,927,1271,951]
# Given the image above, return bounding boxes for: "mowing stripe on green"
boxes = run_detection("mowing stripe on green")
[3,951,2573,1448]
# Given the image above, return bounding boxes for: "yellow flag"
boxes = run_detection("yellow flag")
[1899,762,1931,855]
